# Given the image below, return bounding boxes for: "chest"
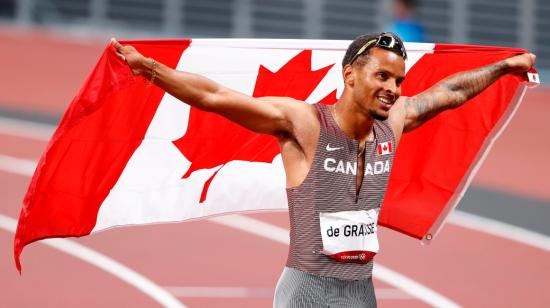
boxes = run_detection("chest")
[312,130,394,209]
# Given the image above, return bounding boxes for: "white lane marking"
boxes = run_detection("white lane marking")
[0,153,419,305]
[0,116,54,141]
[210,215,289,243]
[449,210,550,251]
[163,286,413,299]
[165,286,273,298]
[0,154,37,176]
[376,288,416,299]
[5,154,550,255]
[0,214,185,308]
[373,265,457,305]
[2,116,550,304]
[209,215,460,308]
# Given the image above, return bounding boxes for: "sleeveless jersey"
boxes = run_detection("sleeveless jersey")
[285,103,396,280]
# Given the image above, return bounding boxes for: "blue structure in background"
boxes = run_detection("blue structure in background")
[387,0,426,43]
[388,19,425,43]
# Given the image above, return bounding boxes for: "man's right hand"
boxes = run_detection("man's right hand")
[111,38,147,76]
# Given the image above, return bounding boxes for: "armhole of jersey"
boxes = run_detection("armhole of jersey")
[313,103,327,130]
[286,104,324,191]
[386,100,406,146]
[375,120,397,145]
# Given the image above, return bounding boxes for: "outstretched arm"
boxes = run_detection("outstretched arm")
[111,39,304,137]
[402,53,536,132]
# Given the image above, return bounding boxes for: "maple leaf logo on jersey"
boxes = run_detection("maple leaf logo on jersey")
[377,141,393,156]
[173,50,337,203]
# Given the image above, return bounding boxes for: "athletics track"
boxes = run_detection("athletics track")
[0,26,549,307]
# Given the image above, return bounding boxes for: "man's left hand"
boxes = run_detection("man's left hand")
[506,53,536,73]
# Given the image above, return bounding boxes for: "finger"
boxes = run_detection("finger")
[529,53,536,64]
[115,52,126,62]
[111,38,123,51]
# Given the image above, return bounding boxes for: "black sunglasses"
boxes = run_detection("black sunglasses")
[349,33,408,65]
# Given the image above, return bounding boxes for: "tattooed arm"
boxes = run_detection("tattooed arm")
[402,53,535,132]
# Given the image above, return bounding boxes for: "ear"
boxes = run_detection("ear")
[343,64,354,87]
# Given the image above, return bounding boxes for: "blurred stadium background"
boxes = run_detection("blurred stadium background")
[0,0,548,66]
[1,0,549,307]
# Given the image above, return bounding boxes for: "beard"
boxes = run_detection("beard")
[368,108,389,121]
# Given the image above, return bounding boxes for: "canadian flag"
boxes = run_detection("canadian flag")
[14,39,537,271]
[377,141,393,156]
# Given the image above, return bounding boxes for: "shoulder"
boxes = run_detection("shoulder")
[257,96,315,112]
[258,96,319,122]
[257,96,320,137]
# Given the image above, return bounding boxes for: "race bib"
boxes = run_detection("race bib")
[319,209,379,263]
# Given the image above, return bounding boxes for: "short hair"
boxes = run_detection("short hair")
[342,32,406,67]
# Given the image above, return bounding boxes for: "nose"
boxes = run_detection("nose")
[384,80,399,97]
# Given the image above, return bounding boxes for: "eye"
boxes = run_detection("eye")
[396,78,405,87]
[377,72,388,80]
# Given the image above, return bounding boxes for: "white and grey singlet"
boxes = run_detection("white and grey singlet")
[274,103,396,307]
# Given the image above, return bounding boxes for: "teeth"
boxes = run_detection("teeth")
[378,97,391,104]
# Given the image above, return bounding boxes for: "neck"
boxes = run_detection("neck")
[332,98,374,142]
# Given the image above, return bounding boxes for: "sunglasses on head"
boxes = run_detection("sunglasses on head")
[349,33,408,65]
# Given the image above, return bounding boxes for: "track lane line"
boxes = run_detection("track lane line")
[449,211,550,251]
[162,286,413,299]
[0,214,186,308]
[0,115,54,141]
[3,116,549,306]
[164,286,273,298]
[0,140,186,306]
[0,116,461,306]
[209,214,460,308]
[0,154,38,176]
[6,152,549,253]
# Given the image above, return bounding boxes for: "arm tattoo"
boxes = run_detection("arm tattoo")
[440,60,509,105]
[409,60,510,126]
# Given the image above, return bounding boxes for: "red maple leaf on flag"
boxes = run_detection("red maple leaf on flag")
[173,50,337,202]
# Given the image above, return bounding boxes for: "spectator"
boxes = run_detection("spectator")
[387,0,426,42]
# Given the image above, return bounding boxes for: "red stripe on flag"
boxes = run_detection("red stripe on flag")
[379,44,528,239]
[14,40,190,272]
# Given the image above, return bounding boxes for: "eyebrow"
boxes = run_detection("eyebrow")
[377,69,405,81]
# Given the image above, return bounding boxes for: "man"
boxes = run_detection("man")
[112,33,535,307]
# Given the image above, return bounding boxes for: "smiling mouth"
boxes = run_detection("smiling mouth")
[377,96,394,109]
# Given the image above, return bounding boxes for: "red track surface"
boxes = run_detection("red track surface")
[1,26,549,307]
[474,88,550,202]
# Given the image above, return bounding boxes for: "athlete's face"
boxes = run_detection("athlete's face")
[349,48,406,120]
